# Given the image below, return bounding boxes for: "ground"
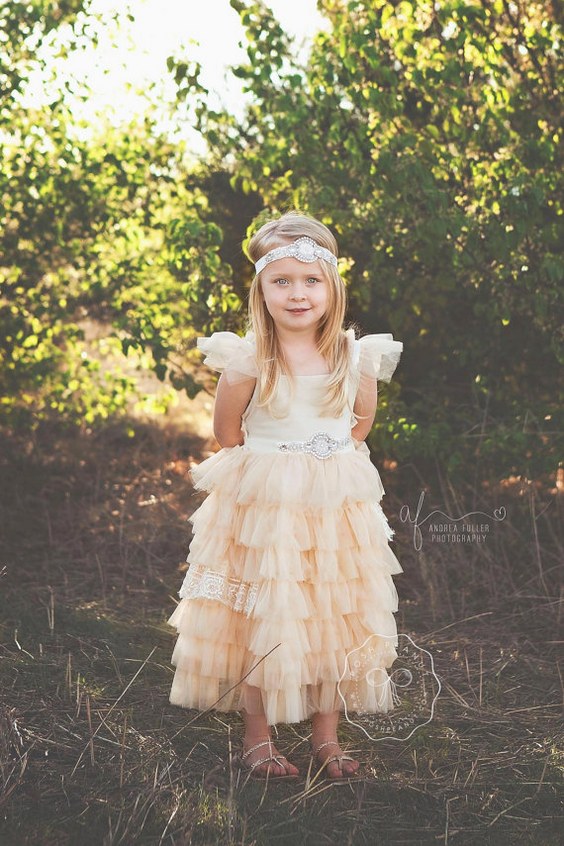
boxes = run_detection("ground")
[0,382,562,845]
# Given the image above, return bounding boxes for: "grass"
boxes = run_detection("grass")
[0,409,563,845]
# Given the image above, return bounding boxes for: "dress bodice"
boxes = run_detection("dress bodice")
[241,374,357,454]
[196,329,403,456]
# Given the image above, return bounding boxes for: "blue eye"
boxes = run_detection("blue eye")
[272,276,321,285]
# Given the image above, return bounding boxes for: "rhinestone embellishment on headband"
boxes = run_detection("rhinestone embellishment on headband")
[255,236,338,274]
[277,432,352,460]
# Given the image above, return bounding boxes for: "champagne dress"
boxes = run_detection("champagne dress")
[168,328,404,726]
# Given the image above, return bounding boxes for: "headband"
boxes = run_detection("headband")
[254,236,338,275]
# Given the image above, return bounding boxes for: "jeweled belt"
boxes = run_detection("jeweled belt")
[277,431,352,460]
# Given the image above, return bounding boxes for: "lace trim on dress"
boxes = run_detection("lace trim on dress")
[178,563,259,616]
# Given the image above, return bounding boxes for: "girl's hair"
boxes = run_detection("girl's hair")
[246,211,351,417]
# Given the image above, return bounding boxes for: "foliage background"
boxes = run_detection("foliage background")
[1,0,562,479]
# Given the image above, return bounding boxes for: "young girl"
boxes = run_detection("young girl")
[168,211,404,780]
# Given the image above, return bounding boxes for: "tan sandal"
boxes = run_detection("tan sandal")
[234,739,299,780]
[311,740,363,780]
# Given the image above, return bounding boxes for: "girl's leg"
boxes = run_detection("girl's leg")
[240,686,299,777]
[311,710,360,778]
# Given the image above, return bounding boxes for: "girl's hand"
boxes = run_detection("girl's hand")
[213,373,256,448]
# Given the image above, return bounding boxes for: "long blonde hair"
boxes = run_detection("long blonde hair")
[246,211,351,417]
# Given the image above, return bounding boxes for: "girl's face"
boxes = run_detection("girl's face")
[259,257,329,333]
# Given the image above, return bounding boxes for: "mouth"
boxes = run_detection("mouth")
[288,308,310,314]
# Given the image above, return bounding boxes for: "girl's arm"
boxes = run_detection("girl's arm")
[351,374,378,442]
[213,373,256,447]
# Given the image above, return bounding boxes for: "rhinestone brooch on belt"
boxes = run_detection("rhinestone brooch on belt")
[277,432,352,460]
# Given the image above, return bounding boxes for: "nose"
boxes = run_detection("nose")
[289,282,307,300]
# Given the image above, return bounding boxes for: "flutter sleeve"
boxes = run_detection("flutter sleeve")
[197,331,258,384]
[356,333,403,383]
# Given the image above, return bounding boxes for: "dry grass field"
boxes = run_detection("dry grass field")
[0,381,562,845]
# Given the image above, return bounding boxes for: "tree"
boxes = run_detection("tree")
[169,0,563,479]
[0,2,236,429]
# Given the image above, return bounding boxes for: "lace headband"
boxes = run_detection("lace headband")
[254,236,338,274]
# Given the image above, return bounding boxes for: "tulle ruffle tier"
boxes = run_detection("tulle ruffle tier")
[168,445,404,726]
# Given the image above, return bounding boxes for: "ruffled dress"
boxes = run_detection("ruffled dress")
[168,328,404,726]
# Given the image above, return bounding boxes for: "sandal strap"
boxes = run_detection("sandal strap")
[239,739,290,772]
[313,740,357,769]
[241,739,290,769]
[248,753,288,772]
[240,739,274,761]
[312,739,341,757]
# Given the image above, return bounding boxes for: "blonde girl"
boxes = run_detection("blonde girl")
[168,211,404,780]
